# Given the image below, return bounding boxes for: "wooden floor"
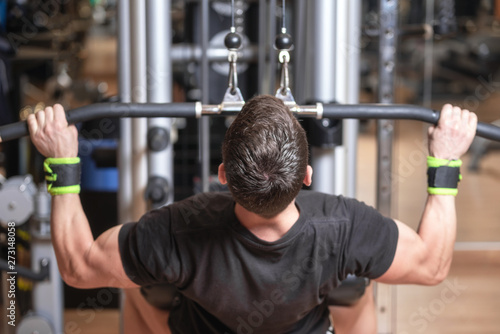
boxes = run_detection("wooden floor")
[65,309,120,334]
[396,250,500,334]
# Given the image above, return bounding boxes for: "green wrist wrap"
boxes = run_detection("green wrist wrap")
[44,157,81,196]
[427,156,462,196]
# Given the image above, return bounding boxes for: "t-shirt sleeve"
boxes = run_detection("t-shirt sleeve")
[340,197,399,279]
[118,207,183,286]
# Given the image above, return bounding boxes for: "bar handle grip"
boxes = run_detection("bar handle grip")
[321,103,500,142]
[0,103,198,142]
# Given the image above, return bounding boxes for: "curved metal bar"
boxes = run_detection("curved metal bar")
[322,103,500,142]
[0,103,198,142]
[1,102,500,142]
[322,103,440,122]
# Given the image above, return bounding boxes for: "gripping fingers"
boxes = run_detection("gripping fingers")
[35,109,46,130]
[468,111,477,127]
[439,104,453,125]
[27,113,39,135]
[53,104,68,126]
[467,112,478,140]
[460,109,470,129]
[45,106,54,123]
[450,106,462,129]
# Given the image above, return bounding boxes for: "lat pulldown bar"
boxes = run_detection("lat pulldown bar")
[1,102,500,142]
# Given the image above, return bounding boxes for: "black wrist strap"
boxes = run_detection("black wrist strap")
[427,166,461,189]
[44,157,81,196]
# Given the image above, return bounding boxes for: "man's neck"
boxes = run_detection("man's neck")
[234,201,300,242]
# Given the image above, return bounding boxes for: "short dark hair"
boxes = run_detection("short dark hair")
[222,95,309,218]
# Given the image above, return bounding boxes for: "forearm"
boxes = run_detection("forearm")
[50,194,94,283]
[330,283,376,334]
[417,194,456,282]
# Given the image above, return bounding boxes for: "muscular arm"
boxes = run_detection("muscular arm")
[51,194,138,289]
[376,105,477,285]
[28,104,138,289]
[378,196,456,285]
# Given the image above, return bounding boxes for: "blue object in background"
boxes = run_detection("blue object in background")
[0,0,6,32]
[80,139,118,192]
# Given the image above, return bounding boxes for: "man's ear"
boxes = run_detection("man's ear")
[218,163,227,185]
[303,165,313,187]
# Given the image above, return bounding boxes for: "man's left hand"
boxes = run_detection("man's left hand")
[27,104,78,158]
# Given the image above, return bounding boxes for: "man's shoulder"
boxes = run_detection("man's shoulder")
[168,192,235,230]
[174,191,234,207]
[297,190,351,219]
[297,189,343,204]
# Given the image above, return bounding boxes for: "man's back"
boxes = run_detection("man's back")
[118,191,398,333]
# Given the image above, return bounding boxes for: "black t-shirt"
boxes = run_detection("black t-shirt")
[119,190,398,334]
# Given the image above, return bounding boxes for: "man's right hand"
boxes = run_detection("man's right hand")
[27,104,78,158]
[428,104,477,160]
[377,104,478,286]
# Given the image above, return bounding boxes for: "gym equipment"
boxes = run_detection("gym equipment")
[468,119,500,171]
[0,178,63,334]
[1,102,499,143]
[0,175,37,225]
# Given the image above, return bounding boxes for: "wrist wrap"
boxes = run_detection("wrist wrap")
[44,157,81,196]
[427,156,462,196]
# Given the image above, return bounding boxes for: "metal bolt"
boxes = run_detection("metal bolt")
[385,28,394,39]
[383,122,394,133]
[384,61,394,72]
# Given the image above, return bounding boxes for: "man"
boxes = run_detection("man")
[27,95,477,333]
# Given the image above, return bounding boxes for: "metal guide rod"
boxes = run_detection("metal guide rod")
[200,0,210,193]
[267,0,277,94]
[257,0,267,94]
[423,0,435,108]
[146,0,174,208]
[293,0,307,103]
[344,0,362,198]
[118,0,132,225]
[130,0,148,221]
[2,103,500,142]
[309,0,337,196]
[334,0,349,197]
[377,0,398,217]
[376,0,398,332]
[117,1,131,333]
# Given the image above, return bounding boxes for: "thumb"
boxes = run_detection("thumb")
[428,125,435,137]
[69,124,78,137]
